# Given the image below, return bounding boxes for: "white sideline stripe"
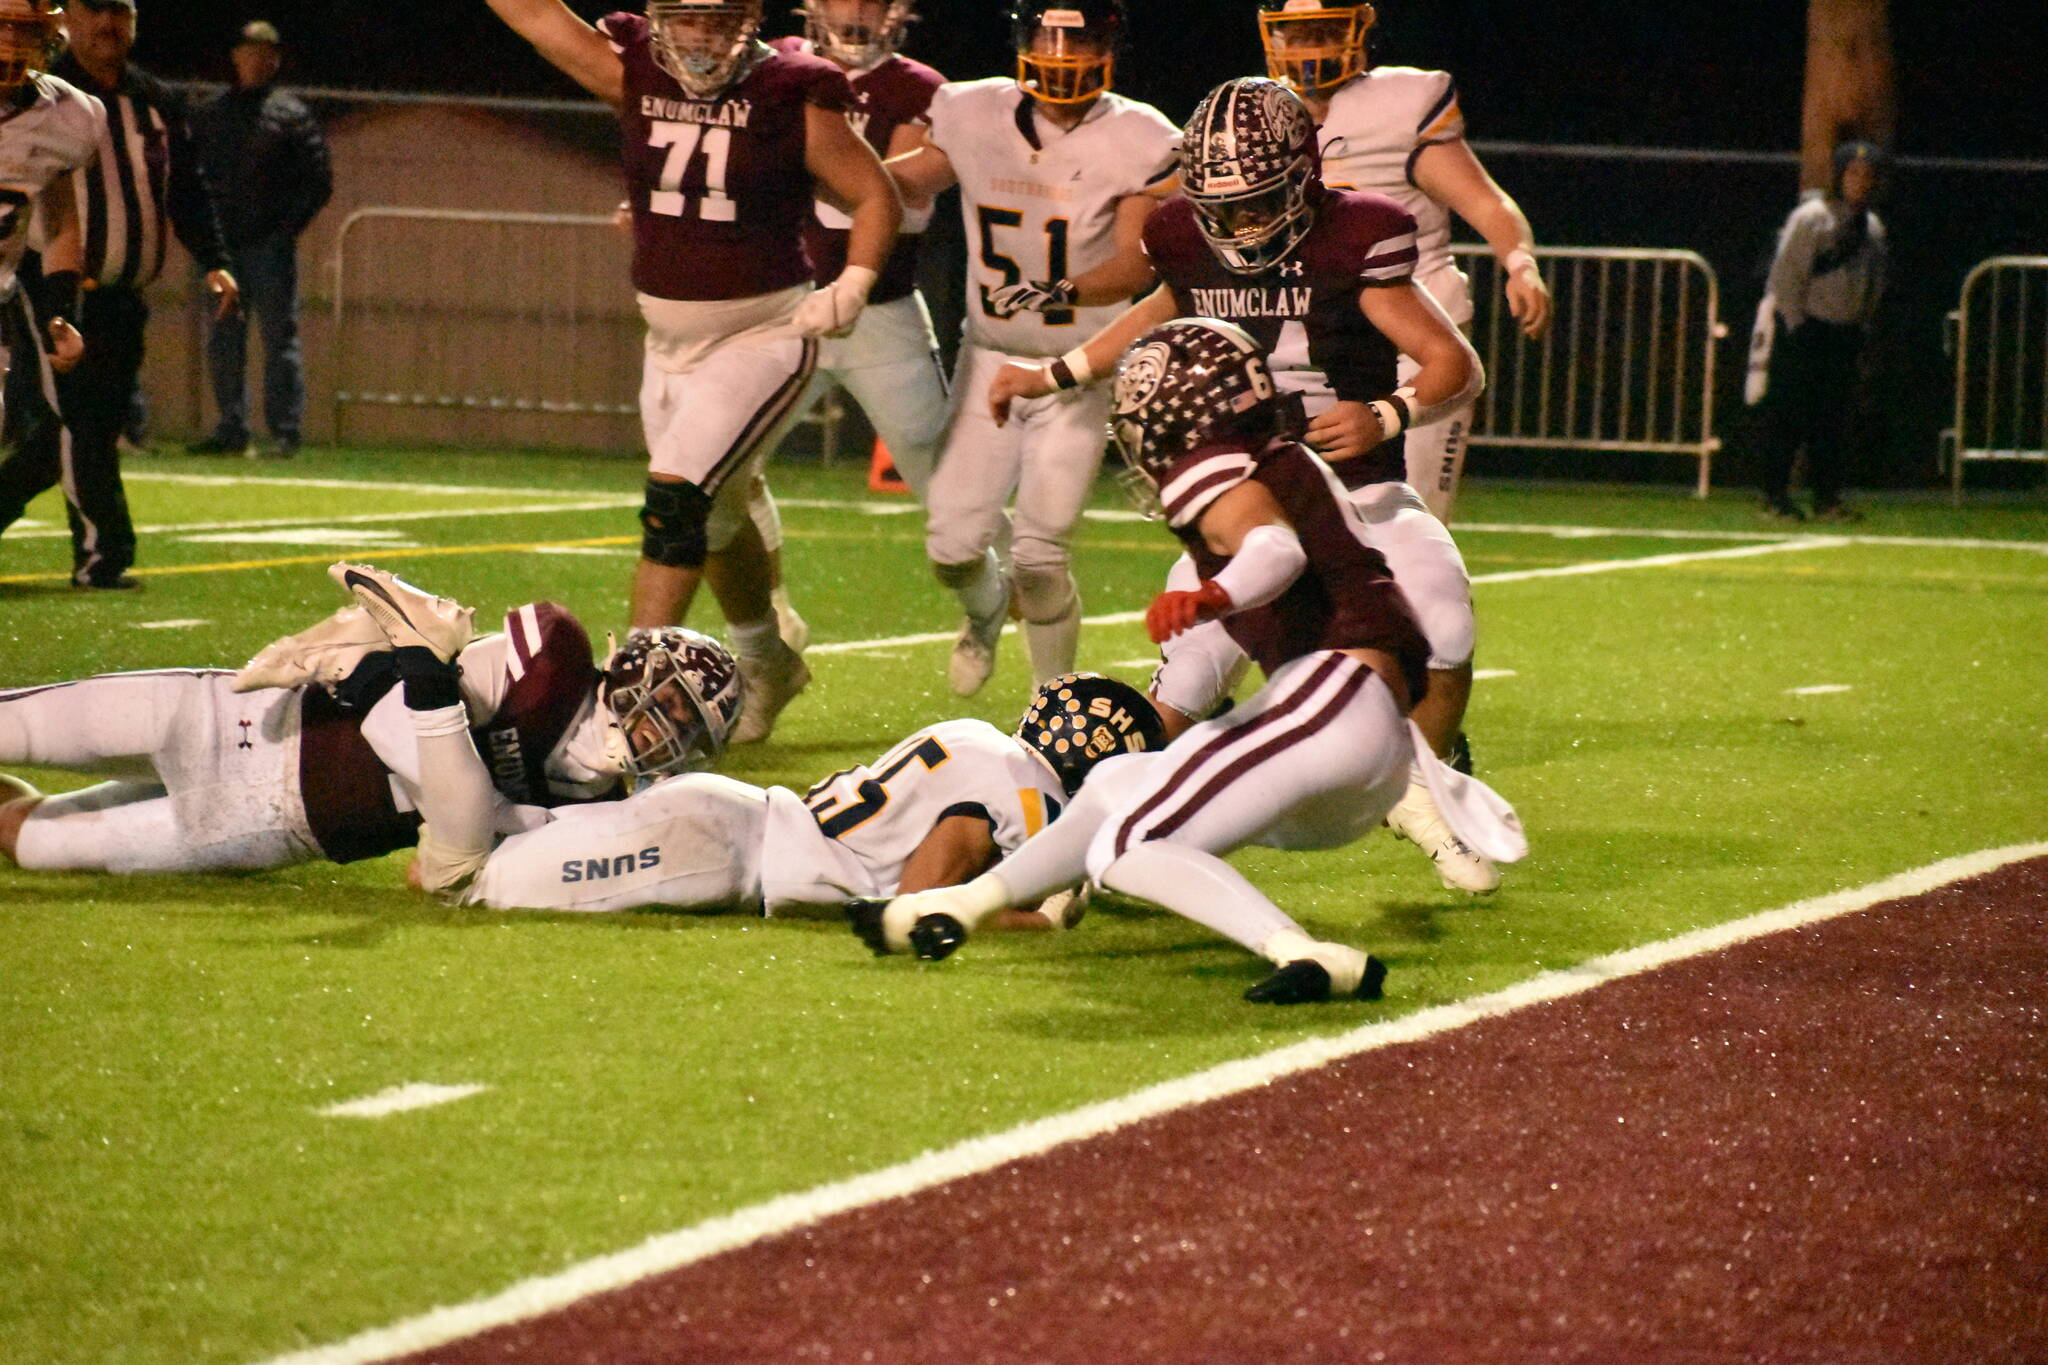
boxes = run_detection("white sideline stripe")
[135,618,211,630]
[1473,668,1518,680]
[1788,684,1853,696]
[256,843,2048,1365]
[183,528,420,547]
[317,1083,489,1119]
[106,472,2048,554]
[5,499,633,540]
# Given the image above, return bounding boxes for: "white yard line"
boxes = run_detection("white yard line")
[4,498,633,540]
[256,842,2048,1365]
[1788,684,1854,696]
[135,619,210,630]
[316,1084,490,1120]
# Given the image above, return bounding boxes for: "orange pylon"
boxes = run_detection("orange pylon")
[867,435,908,493]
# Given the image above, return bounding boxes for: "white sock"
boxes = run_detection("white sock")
[728,615,782,660]
[1097,841,1298,954]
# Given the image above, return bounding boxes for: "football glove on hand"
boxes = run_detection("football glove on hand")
[792,265,878,338]
[987,278,1077,318]
[1145,580,1233,642]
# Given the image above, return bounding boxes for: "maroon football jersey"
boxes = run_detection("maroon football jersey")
[770,39,941,303]
[1143,188,1420,487]
[297,603,613,862]
[1168,441,1429,701]
[603,16,852,301]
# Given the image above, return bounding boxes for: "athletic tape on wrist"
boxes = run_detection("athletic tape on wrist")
[1505,247,1539,276]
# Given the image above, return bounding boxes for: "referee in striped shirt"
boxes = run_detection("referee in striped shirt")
[4,0,236,589]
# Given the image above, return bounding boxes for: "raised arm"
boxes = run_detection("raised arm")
[985,285,1180,426]
[1411,138,1550,338]
[484,0,624,104]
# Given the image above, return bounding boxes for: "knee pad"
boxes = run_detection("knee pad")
[932,554,991,591]
[1011,562,1076,625]
[639,478,710,568]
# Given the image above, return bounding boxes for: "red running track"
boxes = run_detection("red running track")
[398,857,2048,1364]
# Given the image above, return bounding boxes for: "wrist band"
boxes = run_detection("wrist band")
[1367,398,1406,439]
[1047,346,1094,391]
[1504,247,1539,276]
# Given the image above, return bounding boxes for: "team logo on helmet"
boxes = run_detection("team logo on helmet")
[1182,77,1322,275]
[599,627,744,785]
[1108,318,1303,515]
[1015,672,1166,796]
[648,0,767,99]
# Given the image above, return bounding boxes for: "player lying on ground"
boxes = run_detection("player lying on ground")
[336,562,1165,916]
[846,318,1523,1004]
[989,76,1501,895]
[0,579,736,873]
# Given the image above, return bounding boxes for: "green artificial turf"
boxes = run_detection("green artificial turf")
[2,449,2044,1362]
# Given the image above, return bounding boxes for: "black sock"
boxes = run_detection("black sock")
[393,645,461,711]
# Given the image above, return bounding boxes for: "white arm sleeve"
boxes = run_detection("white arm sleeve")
[1210,523,1307,611]
[406,702,501,895]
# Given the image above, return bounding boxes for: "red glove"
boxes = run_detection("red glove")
[1145,580,1233,643]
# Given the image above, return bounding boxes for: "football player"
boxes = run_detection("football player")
[1260,0,1551,523]
[480,0,901,744]
[0,572,739,875]
[880,0,1180,696]
[989,77,1503,895]
[0,0,100,444]
[338,563,1165,916]
[738,0,950,658]
[848,319,1524,1003]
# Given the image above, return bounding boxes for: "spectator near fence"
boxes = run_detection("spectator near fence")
[186,20,330,459]
[1750,140,1889,522]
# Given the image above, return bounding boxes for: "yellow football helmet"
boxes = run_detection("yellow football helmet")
[1012,0,1121,106]
[1257,0,1376,98]
[0,0,61,92]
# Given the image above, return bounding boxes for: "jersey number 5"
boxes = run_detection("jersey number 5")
[976,206,1072,325]
[647,122,735,223]
[805,736,950,839]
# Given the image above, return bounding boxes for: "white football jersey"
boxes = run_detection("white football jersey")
[0,74,104,298]
[1316,66,1463,278]
[927,77,1178,357]
[759,717,1068,913]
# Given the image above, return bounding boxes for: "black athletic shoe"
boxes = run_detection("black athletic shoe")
[844,899,893,955]
[1356,954,1388,1001]
[1762,497,1806,523]
[187,434,250,457]
[73,572,141,591]
[908,913,966,962]
[1245,959,1334,1004]
[1446,731,1474,777]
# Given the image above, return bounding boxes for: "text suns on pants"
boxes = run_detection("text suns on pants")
[560,848,663,883]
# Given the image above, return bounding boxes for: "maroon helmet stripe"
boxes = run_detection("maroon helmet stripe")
[1110,653,1354,858]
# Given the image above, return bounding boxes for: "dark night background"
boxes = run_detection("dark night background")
[134,2,2047,489]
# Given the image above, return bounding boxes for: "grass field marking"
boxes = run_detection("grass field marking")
[136,619,210,630]
[4,498,636,541]
[0,535,641,585]
[123,471,616,499]
[317,1084,491,1119]
[1788,684,1854,696]
[254,841,2048,1365]
[1474,669,1518,680]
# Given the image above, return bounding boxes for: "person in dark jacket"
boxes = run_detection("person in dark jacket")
[188,19,330,459]
[0,0,239,589]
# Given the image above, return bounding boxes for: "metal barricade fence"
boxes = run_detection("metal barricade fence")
[1453,245,1726,496]
[330,206,842,454]
[1943,255,2048,502]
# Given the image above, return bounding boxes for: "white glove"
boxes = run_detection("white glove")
[986,277,1077,318]
[792,265,877,338]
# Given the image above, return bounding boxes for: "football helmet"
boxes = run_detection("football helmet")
[599,627,745,784]
[798,0,914,68]
[0,0,60,92]
[1015,672,1165,796]
[1183,77,1321,275]
[648,0,767,98]
[1010,0,1120,106]
[1109,318,1303,493]
[1257,0,1375,98]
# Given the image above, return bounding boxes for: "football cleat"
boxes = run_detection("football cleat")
[232,604,388,693]
[908,913,967,961]
[1244,950,1386,1004]
[947,611,1004,697]
[1034,884,1092,930]
[329,563,476,663]
[845,899,893,956]
[772,587,810,656]
[730,637,811,744]
[1386,780,1501,894]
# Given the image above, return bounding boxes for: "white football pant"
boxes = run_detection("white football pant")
[1400,260,1478,525]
